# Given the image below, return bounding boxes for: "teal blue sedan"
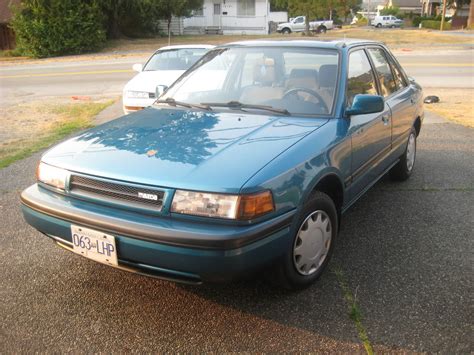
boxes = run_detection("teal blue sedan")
[21,40,423,289]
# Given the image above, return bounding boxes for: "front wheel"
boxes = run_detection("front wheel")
[390,127,417,181]
[274,191,338,290]
[376,23,382,28]
[282,28,291,34]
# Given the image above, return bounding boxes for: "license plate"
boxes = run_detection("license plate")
[71,225,118,266]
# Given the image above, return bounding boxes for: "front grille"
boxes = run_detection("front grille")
[69,175,165,212]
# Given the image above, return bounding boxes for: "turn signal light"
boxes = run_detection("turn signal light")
[238,190,274,220]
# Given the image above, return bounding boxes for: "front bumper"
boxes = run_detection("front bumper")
[21,184,295,283]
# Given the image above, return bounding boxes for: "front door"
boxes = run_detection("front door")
[213,2,221,27]
[347,49,392,199]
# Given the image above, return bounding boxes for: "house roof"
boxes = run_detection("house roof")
[389,0,422,8]
[0,0,21,23]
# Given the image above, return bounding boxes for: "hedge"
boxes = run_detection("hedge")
[11,0,106,58]
[421,20,452,30]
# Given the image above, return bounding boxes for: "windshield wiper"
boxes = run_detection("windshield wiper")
[201,101,291,116]
[155,97,211,111]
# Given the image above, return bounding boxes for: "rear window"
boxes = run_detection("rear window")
[144,48,209,71]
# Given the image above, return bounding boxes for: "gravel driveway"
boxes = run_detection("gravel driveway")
[0,111,472,353]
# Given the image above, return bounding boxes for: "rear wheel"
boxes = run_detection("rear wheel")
[317,26,327,33]
[390,127,417,181]
[274,191,338,290]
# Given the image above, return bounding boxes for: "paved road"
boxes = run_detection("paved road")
[0,112,473,352]
[1,50,473,108]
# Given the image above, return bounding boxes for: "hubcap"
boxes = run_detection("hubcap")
[293,210,332,276]
[406,133,416,171]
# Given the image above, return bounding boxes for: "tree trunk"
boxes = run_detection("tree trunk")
[167,16,172,45]
[468,0,474,27]
[107,6,121,39]
[305,13,311,35]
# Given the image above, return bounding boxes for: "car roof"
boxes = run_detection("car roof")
[157,44,215,51]
[220,39,382,50]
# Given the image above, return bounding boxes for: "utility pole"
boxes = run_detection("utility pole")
[440,0,447,31]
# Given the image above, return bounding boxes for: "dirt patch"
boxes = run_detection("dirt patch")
[423,88,474,127]
[2,29,472,66]
[0,97,116,168]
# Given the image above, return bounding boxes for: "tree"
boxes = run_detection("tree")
[334,0,361,23]
[469,0,474,27]
[154,0,203,43]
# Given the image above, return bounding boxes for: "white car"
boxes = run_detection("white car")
[372,15,404,28]
[122,45,214,114]
[277,16,334,34]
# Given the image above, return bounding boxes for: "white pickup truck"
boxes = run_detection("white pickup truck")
[276,16,334,34]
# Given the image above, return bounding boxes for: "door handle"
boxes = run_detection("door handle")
[382,115,390,124]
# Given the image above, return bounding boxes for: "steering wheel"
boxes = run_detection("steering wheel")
[283,87,329,113]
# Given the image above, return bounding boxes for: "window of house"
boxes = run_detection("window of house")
[367,48,398,97]
[347,50,378,107]
[193,7,204,16]
[237,0,256,16]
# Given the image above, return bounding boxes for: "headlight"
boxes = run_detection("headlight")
[126,90,150,99]
[171,190,274,220]
[36,162,68,190]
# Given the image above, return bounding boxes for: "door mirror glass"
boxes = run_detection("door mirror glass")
[132,63,143,72]
[155,84,169,98]
[346,94,384,116]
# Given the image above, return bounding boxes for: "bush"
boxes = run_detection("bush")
[421,20,452,30]
[413,15,444,27]
[356,17,368,26]
[11,0,106,58]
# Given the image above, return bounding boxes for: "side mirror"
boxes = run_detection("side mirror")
[345,94,384,116]
[132,63,143,72]
[155,84,168,98]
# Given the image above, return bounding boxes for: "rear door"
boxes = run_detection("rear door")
[366,46,416,155]
[347,49,392,199]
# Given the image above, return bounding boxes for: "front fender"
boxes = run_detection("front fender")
[241,119,350,214]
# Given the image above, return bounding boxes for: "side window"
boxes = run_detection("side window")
[387,55,407,90]
[347,50,378,107]
[367,48,397,97]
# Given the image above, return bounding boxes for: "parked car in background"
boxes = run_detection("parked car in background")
[372,15,404,28]
[277,16,334,33]
[122,45,214,114]
[22,39,423,289]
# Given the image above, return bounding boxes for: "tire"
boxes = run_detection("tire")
[390,127,417,181]
[274,191,338,290]
[376,23,382,28]
[317,26,327,33]
[282,28,291,34]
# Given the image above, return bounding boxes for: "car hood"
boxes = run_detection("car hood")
[124,70,185,93]
[42,107,328,193]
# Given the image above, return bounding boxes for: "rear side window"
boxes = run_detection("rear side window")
[387,55,408,90]
[367,48,397,97]
[347,50,378,107]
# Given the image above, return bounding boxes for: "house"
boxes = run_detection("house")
[380,0,422,14]
[183,0,288,35]
[0,0,20,50]
[420,0,469,28]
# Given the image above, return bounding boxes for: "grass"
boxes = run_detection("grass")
[102,28,473,54]
[423,88,474,128]
[0,100,115,169]
[333,265,374,355]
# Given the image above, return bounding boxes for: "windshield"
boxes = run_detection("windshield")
[144,48,209,71]
[160,46,339,116]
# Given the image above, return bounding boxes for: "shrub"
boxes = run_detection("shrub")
[356,17,368,26]
[11,0,106,58]
[421,20,452,30]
